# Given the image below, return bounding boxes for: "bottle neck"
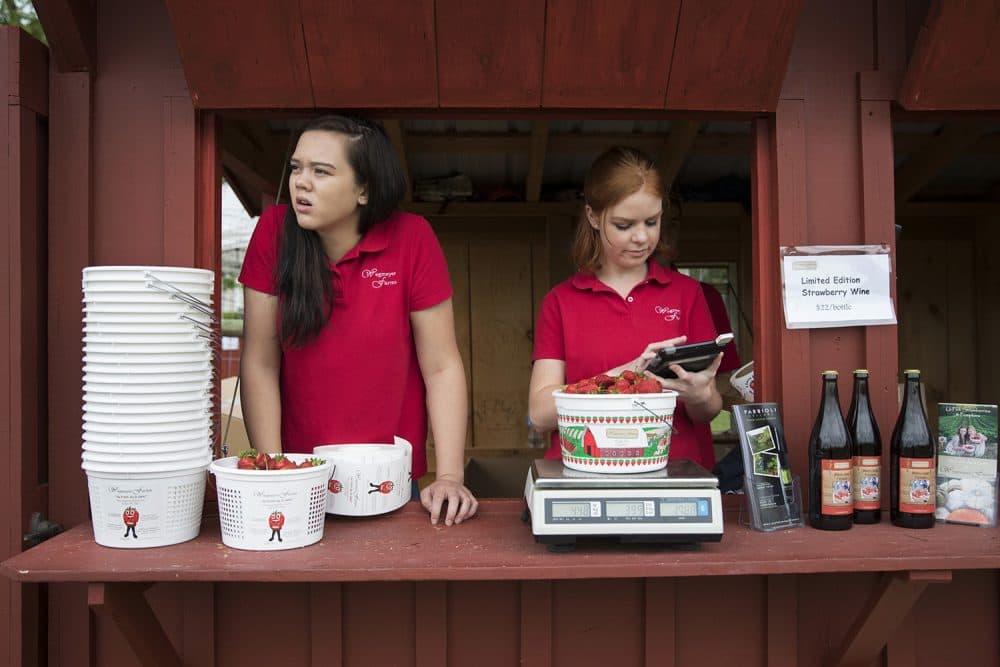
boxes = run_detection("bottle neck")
[822,378,841,415]
[897,376,931,448]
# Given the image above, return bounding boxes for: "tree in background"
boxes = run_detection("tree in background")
[1,0,46,43]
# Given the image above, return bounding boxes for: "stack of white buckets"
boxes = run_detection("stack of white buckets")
[81,266,215,548]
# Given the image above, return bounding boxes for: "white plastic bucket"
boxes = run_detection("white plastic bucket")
[552,390,678,473]
[86,465,207,548]
[84,352,212,365]
[83,408,209,424]
[82,446,210,464]
[209,454,334,551]
[83,416,210,434]
[730,360,755,402]
[82,427,211,445]
[313,437,413,516]
[82,450,212,473]
[83,265,215,282]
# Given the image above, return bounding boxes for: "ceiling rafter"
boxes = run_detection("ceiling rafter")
[525,121,549,202]
[382,120,412,203]
[657,121,700,192]
[32,0,96,72]
[894,122,991,202]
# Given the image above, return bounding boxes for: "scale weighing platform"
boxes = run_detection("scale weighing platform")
[523,458,724,551]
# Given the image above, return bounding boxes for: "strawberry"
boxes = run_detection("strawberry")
[254,452,274,470]
[237,450,258,470]
[274,455,298,470]
[611,379,633,393]
[594,374,616,388]
[635,378,662,394]
[620,370,638,383]
[298,457,325,468]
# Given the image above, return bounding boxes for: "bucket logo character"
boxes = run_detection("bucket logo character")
[369,481,394,495]
[268,510,285,542]
[122,507,139,539]
[328,479,343,494]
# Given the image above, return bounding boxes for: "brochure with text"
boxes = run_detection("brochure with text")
[733,403,803,531]
[936,403,998,527]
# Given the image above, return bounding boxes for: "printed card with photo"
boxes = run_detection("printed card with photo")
[936,403,998,527]
[733,403,803,531]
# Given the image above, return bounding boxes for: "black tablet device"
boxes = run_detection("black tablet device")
[645,333,734,379]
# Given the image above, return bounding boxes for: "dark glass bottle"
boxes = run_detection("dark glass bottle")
[890,370,936,528]
[847,370,882,524]
[808,371,854,530]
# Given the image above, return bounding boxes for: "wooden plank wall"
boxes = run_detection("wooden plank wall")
[429,212,749,465]
[897,216,996,425]
[82,570,1000,666]
[2,26,49,667]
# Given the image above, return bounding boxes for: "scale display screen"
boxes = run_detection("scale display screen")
[660,501,699,517]
[606,501,647,518]
[545,497,712,523]
[550,502,592,518]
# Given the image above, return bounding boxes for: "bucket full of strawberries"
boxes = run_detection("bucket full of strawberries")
[209,451,333,551]
[553,371,677,474]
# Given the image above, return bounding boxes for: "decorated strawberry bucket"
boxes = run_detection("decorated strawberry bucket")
[553,390,678,473]
[209,453,333,551]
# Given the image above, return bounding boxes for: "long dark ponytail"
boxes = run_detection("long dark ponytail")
[276,115,406,347]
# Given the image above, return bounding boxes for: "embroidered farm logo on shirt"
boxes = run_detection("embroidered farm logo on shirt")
[654,305,681,321]
[361,267,399,289]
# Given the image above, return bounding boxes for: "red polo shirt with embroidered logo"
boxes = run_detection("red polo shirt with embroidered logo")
[533,262,719,468]
[238,205,452,478]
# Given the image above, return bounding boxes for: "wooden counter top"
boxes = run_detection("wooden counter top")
[4,500,1000,583]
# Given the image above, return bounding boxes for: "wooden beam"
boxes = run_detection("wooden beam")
[221,120,284,200]
[896,201,1000,217]
[32,0,95,72]
[658,121,700,190]
[898,0,1000,110]
[88,583,183,667]
[403,201,747,218]
[525,121,548,202]
[825,570,952,667]
[894,122,989,202]
[383,120,412,203]
[403,131,753,156]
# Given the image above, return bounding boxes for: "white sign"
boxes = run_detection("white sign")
[781,249,896,329]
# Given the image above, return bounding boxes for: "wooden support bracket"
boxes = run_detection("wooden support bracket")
[825,569,952,667]
[88,583,183,667]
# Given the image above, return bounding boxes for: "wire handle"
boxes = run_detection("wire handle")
[631,399,679,435]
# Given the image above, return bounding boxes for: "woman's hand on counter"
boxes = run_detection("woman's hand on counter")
[421,477,479,526]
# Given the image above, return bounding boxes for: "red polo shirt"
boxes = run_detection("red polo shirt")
[238,205,452,478]
[533,262,719,468]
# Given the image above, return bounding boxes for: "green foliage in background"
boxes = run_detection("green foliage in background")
[1,0,46,43]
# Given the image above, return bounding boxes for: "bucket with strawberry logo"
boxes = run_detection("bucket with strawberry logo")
[553,386,677,474]
[209,452,334,551]
[84,462,208,548]
[313,436,412,516]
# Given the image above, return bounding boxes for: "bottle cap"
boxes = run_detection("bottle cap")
[822,370,838,376]
[903,369,921,375]
[853,369,869,375]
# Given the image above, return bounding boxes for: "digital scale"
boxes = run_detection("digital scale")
[523,458,724,551]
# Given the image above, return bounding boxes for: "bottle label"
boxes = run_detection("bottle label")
[852,456,881,510]
[821,459,853,515]
[898,457,935,513]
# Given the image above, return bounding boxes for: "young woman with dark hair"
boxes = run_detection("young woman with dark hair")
[528,146,724,468]
[239,115,477,525]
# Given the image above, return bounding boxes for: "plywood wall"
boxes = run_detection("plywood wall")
[428,213,749,468]
[897,216,1000,427]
